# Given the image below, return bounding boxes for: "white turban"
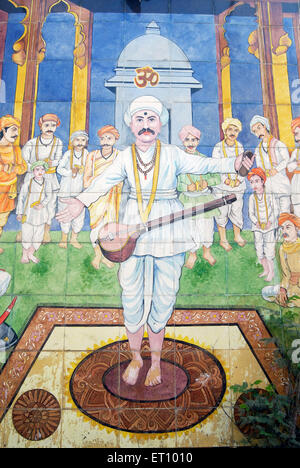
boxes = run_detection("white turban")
[70,130,89,142]
[250,115,270,134]
[124,95,169,127]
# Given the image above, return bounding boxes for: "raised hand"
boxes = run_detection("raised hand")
[56,198,84,223]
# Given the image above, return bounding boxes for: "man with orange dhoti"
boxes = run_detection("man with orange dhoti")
[83,125,122,269]
[0,115,27,253]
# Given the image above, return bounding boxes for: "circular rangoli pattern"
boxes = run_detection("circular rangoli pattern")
[69,338,226,433]
[12,389,61,441]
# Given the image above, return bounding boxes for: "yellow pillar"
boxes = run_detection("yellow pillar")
[267,1,293,149]
[10,0,30,144]
[221,57,232,121]
[69,24,88,136]
[271,53,293,150]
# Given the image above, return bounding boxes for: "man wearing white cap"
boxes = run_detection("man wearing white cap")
[57,130,89,249]
[212,117,247,251]
[57,95,253,389]
[250,115,291,213]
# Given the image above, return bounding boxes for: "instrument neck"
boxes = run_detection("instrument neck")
[136,196,232,235]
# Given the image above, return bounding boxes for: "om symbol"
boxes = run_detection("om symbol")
[134,66,160,88]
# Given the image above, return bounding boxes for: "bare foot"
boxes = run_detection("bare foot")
[28,253,40,264]
[58,241,67,249]
[21,255,29,264]
[265,272,274,282]
[101,256,115,269]
[220,241,232,252]
[91,257,101,270]
[234,236,246,247]
[184,252,197,269]
[70,239,82,249]
[203,251,216,266]
[122,359,143,386]
[144,364,161,387]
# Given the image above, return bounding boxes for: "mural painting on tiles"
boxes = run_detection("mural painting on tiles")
[0,0,299,449]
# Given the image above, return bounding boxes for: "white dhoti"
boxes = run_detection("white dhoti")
[214,190,244,229]
[119,253,185,334]
[21,223,45,250]
[253,229,276,260]
[189,216,214,252]
[77,141,238,335]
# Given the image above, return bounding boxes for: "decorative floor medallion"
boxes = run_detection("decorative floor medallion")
[12,389,61,441]
[69,338,227,433]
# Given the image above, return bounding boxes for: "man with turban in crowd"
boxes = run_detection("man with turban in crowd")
[247,167,278,282]
[57,95,253,389]
[21,113,63,243]
[212,117,247,251]
[57,130,89,249]
[262,212,300,308]
[177,124,221,268]
[83,124,122,269]
[0,115,27,254]
[287,116,300,217]
[250,115,291,214]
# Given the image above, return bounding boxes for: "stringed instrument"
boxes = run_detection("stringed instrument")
[97,194,237,263]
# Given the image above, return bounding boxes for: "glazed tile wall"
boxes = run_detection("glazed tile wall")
[0,0,299,449]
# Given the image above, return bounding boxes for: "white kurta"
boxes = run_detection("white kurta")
[248,192,277,260]
[22,136,63,223]
[248,192,278,233]
[16,176,52,249]
[16,176,52,226]
[77,142,237,258]
[287,147,300,211]
[57,148,88,198]
[212,140,246,194]
[254,138,291,206]
[212,140,246,228]
[76,141,237,333]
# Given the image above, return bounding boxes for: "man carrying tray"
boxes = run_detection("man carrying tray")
[56,96,253,388]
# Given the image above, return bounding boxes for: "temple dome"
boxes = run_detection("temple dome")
[106,21,201,88]
[117,21,191,70]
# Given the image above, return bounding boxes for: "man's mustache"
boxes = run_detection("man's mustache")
[138,128,155,135]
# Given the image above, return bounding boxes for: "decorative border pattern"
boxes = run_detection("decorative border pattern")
[0,306,289,424]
